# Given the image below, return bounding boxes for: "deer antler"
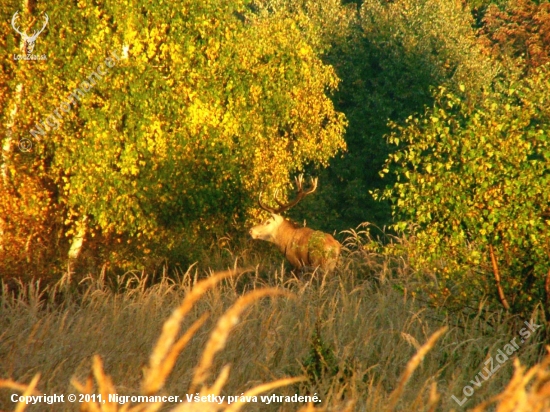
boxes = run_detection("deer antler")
[28,13,49,41]
[258,174,318,214]
[11,12,25,37]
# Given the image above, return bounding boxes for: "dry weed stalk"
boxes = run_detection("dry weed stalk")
[472,346,550,412]
[0,374,41,412]
[400,332,421,350]
[129,270,296,411]
[0,269,302,412]
[72,356,140,412]
[189,288,291,392]
[386,326,448,412]
[1,269,302,412]
[223,377,306,412]
[0,377,40,397]
[142,269,238,395]
[426,382,440,412]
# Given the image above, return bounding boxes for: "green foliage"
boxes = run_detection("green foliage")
[381,67,550,315]
[302,325,339,383]
[1,0,346,274]
[287,0,498,232]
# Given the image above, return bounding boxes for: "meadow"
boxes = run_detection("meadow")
[1,231,548,411]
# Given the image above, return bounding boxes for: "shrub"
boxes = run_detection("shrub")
[380,67,550,315]
[0,0,346,277]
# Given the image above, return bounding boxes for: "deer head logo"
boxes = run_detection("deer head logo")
[11,11,49,54]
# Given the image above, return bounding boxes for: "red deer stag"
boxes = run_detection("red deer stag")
[249,175,340,272]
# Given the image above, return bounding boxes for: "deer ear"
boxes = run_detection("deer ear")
[270,213,283,222]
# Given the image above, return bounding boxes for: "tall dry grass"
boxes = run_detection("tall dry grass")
[0,230,548,411]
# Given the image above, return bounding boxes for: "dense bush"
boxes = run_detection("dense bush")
[380,67,550,315]
[480,0,550,72]
[0,0,346,276]
[287,0,498,231]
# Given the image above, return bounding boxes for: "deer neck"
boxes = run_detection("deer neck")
[273,218,298,253]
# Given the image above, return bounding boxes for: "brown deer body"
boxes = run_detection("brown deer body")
[249,175,340,272]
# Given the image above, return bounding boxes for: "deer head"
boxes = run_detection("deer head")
[12,11,49,54]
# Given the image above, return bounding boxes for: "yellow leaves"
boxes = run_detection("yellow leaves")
[248,84,262,104]
[186,99,224,135]
[4,0,349,269]
[124,25,140,49]
[133,40,144,57]
[147,43,157,60]
[205,40,221,60]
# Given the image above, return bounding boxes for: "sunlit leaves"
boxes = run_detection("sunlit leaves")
[480,0,550,73]
[381,66,550,315]
[1,0,346,271]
